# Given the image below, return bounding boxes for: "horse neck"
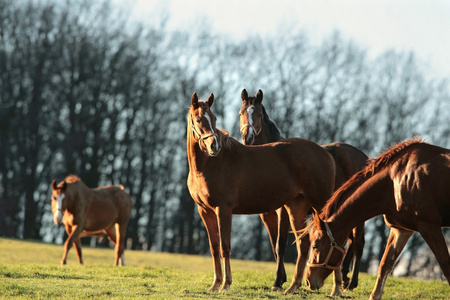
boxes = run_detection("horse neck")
[186,125,213,173]
[255,111,283,144]
[326,170,394,241]
[254,124,283,144]
[65,183,87,212]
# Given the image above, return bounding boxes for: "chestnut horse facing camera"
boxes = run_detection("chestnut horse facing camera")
[51,175,132,266]
[187,92,335,292]
[303,138,450,300]
[239,89,368,295]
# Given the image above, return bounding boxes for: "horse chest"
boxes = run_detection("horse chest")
[187,173,225,209]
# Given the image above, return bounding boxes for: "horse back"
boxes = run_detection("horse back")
[82,185,132,231]
[322,142,368,189]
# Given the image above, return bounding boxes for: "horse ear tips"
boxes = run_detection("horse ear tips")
[206,93,214,107]
[51,180,56,190]
[191,93,199,108]
[241,89,248,101]
[256,89,263,102]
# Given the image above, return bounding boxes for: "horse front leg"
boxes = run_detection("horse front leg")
[216,206,233,291]
[73,238,83,264]
[197,205,222,291]
[370,227,413,300]
[348,223,365,290]
[283,197,310,294]
[62,224,83,265]
[341,239,353,289]
[331,268,343,297]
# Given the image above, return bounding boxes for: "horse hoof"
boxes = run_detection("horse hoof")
[271,286,282,292]
[283,284,298,295]
[208,285,220,291]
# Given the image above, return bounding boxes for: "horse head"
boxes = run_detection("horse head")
[239,89,264,145]
[189,92,221,156]
[305,214,346,291]
[51,179,68,225]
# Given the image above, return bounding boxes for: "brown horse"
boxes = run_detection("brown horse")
[239,89,368,294]
[51,175,132,266]
[303,138,450,300]
[187,92,335,291]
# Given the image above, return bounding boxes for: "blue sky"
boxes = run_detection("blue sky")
[116,0,450,79]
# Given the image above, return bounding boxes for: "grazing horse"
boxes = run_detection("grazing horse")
[187,92,335,291]
[239,89,368,294]
[303,138,450,300]
[51,175,132,266]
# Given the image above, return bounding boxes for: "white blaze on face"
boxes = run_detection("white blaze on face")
[204,113,219,145]
[53,194,65,224]
[246,106,254,137]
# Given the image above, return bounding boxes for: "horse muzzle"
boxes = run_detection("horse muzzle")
[203,134,221,157]
[53,210,63,225]
[305,277,323,290]
[207,140,221,156]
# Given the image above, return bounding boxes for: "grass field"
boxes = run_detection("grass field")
[0,238,448,299]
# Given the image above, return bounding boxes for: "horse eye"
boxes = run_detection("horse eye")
[196,119,201,124]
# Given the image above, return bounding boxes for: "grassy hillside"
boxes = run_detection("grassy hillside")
[0,238,448,299]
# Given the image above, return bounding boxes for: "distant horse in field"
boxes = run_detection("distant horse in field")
[51,175,132,266]
[187,92,335,291]
[303,138,450,300]
[239,89,368,295]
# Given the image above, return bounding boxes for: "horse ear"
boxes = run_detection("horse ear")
[61,181,67,191]
[191,93,199,110]
[52,180,57,190]
[206,93,214,107]
[256,89,263,103]
[241,89,249,102]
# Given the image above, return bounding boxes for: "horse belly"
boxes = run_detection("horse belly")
[84,202,119,231]
[233,185,299,214]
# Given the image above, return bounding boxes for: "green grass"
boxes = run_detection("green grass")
[0,238,448,299]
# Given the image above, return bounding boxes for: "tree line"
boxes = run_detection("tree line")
[0,0,449,280]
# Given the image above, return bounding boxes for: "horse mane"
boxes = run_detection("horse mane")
[64,175,81,184]
[261,105,283,139]
[320,137,426,220]
[217,128,233,150]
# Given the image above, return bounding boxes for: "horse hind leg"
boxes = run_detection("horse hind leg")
[111,223,127,266]
[282,197,310,294]
[370,228,413,300]
[274,207,290,291]
[260,208,289,291]
[417,224,450,284]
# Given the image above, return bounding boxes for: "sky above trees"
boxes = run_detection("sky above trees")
[117,0,450,79]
